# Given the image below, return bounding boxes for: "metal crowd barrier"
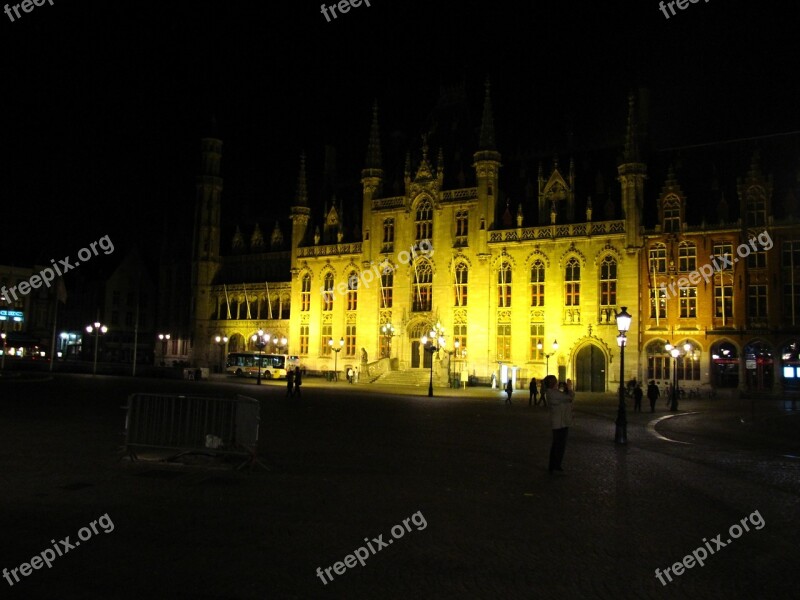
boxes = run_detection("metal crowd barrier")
[123,393,265,469]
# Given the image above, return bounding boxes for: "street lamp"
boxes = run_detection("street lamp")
[251,330,269,385]
[614,306,632,444]
[665,341,686,411]
[328,337,344,381]
[158,333,171,366]
[452,340,460,388]
[381,323,395,358]
[214,335,228,373]
[0,332,6,371]
[85,321,108,375]
[422,323,445,397]
[544,340,558,375]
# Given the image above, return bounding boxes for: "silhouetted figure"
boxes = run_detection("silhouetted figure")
[529,377,539,407]
[545,375,574,474]
[633,383,643,412]
[293,368,302,397]
[286,369,295,397]
[505,378,513,405]
[647,380,660,412]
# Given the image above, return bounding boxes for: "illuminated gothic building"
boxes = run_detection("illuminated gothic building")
[189,84,800,392]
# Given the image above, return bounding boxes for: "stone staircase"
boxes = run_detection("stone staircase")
[372,368,446,387]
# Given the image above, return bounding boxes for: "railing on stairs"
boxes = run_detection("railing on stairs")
[365,357,392,383]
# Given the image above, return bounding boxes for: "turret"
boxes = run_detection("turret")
[289,153,311,269]
[616,94,647,249]
[473,78,502,253]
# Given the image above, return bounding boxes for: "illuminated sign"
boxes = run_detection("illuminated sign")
[0,310,24,322]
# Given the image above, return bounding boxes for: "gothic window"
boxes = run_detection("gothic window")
[415,198,433,242]
[301,274,311,311]
[649,244,666,273]
[382,218,394,253]
[599,256,617,307]
[497,262,512,307]
[454,262,468,306]
[530,260,545,307]
[412,260,433,312]
[664,198,680,233]
[347,271,358,311]
[455,210,468,246]
[565,258,580,306]
[322,273,334,311]
[380,268,393,309]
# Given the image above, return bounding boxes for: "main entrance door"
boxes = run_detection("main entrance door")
[576,344,606,392]
[411,341,420,368]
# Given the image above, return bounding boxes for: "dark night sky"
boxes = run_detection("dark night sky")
[2,0,798,267]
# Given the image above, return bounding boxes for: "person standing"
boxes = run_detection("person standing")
[544,375,574,474]
[633,382,643,412]
[529,377,539,408]
[286,368,295,397]
[293,367,302,397]
[347,367,353,384]
[505,378,513,406]
[647,380,660,412]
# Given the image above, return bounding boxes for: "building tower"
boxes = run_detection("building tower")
[473,78,502,255]
[361,100,383,254]
[617,94,646,250]
[290,153,311,270]
[190,134,223,365]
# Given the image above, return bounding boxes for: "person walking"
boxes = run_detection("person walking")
[293,367,302,397]
[529,377,539,408]
[347,367,353,384]
[505,378,513,406]
[544,375,574,474]
[286,368,295,397]
[633,382,643,412]
[647,380,660,412]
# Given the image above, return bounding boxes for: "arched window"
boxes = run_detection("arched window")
[382,218,394,252]
[301,274,311,311]
[455,210,468,246]
[454,263,468,306]
[322,273,334,312]
[347,271,358,311]
[599,256,617,307]
[565,258,580,306]
[530,260,545,307]
[664,198,680,233]
[412,261,433,312]
[415,198,433,242]
[380,267,393,308]
[498,262,512,307]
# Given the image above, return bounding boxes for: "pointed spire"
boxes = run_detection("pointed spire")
[364,100,382,170]
[250,223,265,251]
[294,152,308,206]
[623,93,639,162]
[270,221,284,250]
[231,226,244,253]
[478,77,496,151]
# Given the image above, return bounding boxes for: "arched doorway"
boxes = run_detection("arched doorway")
[227,333,246,354]
[711,341,738,388]
[743,341,774,390]
[408,321,432,369]
[575,344,606,392]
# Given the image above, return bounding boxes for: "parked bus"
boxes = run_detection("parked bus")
[225,353,300,379]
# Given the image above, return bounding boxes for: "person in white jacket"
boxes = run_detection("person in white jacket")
[543,375,574,474]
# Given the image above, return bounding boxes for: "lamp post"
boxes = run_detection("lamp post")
[0,332,6,371]
[328,337,344,381]
[381,323,395,358]
[214,335,228,373]
[614,306,632,444]
[251,330,268,385]
[665,341,688,411]
[158,333,171,366]
[452,340,460,388]
[544,340,559,375]
[85,322,108,375]
[422,323,445,397]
